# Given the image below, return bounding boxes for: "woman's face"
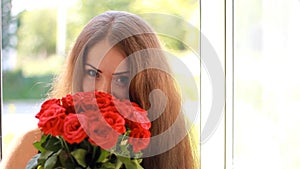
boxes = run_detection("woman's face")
[83,41,129,99]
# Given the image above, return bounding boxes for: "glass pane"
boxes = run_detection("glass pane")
[201,0,225,168]
[234,0,300,168]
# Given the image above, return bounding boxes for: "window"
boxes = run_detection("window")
[202,0,300,169]
[234,0,300,168]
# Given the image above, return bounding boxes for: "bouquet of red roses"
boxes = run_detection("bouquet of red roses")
[26,91,151,169]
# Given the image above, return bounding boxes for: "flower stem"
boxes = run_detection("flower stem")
[92,145,97,160]
[59,136,75,164]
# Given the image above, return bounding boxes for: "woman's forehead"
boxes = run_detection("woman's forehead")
[86,41,128,73]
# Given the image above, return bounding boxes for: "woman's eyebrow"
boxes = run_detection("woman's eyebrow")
[85,63,102,73]
[112,71,129,75]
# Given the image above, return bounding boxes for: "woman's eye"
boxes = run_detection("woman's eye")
[113,76,129,87]
[86,69,99,78]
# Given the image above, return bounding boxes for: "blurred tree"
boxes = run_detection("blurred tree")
[140,13,188,50]
[2,0,22,71]
[132,0,199,50]
[65,0,135,52]
[78,0,134,23]
[2,0,12,49]
[65,0,198,52]
[132,0,198,19]
[15,0,198,60]
[17,9,57,58]
[2,0,17,50]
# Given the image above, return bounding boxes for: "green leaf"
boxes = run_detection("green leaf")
[79,139,92,150]
[38,150,54,164]
[71,148,88,168]
[119,144,130,157]
[59,149,76,169]
[44,153,58,169]
[42,136,62,152]
[33,135,49,153]
[25,153,40,169]
[33,142,46,154]
[118,156,144,169]
[133,152,143,159]
[97,149,110,163]
[100,162,116,169]
[137,158,143,164]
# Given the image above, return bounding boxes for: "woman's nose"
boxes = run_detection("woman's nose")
[95,79,111,94]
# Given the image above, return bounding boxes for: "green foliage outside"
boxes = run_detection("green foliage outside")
[17,9,57,58]
[2,70,53,101]
[65,0,198,53]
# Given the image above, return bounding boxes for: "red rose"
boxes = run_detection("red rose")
[113,99,151,131]
[128,128,151,152]
[82,109,101,122]
[113,100,130,117]
[102,111,126,134]
[37,104,66,136]
[73,92,98,113]
[35,98,60,119]
[95,91,112,99]
[88,120,120,150]
[61,94,75,113]
[35,91,152,153]
[129,111,151,130]
[115,100,147,117]
[99,105,118,114]
[131,102,147,114]
[95,92,113,108]
[62,114,88,144]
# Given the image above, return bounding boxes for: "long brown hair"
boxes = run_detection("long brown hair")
[51,11,199,169]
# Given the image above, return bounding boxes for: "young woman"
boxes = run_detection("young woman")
[0,11,199,169]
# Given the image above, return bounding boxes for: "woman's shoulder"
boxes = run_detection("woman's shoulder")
[9,128,42,150]
[20,127,42,141]
[0,128,42,169]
